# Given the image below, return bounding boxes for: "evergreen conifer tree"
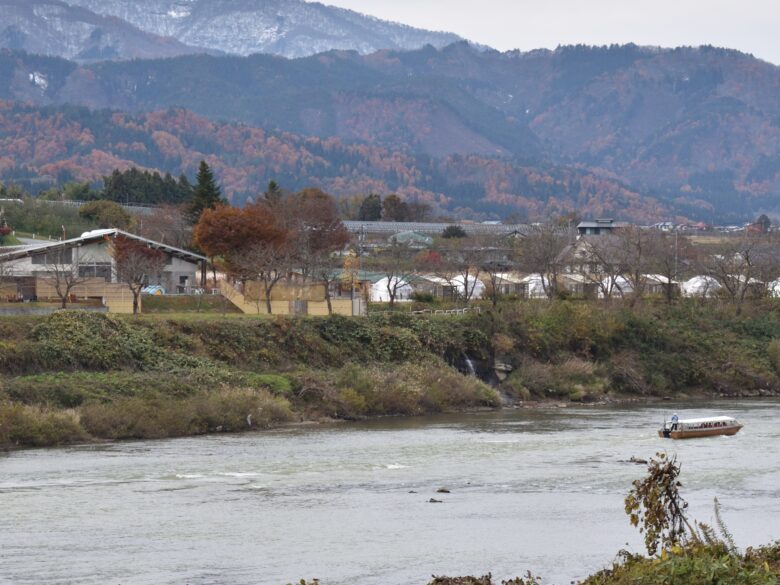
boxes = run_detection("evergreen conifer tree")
[358,194,383,221]
[264,180,283,206]
[189,161,224,221]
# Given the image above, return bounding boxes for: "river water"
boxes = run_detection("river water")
[1,400,779,585]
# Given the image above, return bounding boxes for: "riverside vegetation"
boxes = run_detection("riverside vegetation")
[2,301,780,449]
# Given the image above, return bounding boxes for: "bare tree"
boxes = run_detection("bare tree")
[0,257,15,301]
[111,237,167,315]
[275,187,349,282]
[231,242,294,315]
[581,236,626,301]
[436,255,483,305]
[481,261,511,308]
[134,205,192,250]
[308,252,343,315]
[555,235,624,301]
[700,234,775,314]
[613,226,659,307]
[368,242,416,309]
[515,225,569,299]
[434,236,508,305]
[646,230,697,304]
[751,234,780,296]
[41,249,91,309]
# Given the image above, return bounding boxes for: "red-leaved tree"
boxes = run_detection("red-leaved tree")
[111,236,167,315]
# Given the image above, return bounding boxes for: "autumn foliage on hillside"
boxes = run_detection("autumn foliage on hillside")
[3,44,779,221]
[0,102,659,221]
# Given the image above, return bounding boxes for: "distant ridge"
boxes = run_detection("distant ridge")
[62,0,463,58]
[0,0,213,62]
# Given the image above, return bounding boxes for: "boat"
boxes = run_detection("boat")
[658,415,743,439]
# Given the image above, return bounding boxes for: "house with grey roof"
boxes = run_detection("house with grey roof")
[0,229,207,313]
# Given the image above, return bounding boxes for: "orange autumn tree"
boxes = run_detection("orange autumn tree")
[194,202,288,311]
[193,203,284,286]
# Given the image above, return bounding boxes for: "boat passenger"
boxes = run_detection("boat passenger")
[671,413,679,431]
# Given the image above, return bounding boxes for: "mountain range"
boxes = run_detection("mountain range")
[0,0,461,61]
[0,0,779,222]
[3,42,780,220]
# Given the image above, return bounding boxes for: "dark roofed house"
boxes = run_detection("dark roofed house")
[577,219,630,237]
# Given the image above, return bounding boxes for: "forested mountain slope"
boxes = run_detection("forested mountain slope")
[0,101,654,220]
[2,43,779,220]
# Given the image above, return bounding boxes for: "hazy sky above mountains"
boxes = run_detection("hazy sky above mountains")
[323,0,780,64]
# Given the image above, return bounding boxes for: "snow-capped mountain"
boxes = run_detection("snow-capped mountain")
[63,0,463,58]
[0,0,212,62]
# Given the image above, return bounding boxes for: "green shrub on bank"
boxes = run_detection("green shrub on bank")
[768,339,780,375]
[0,340,43,375]
[4,369,295,408]
[80,388,293,440]
[504,356,608,401]
[30,312,205,372]
[0,402,88,447]
[1,387,294,447]
[243,373,293,398]
[292,361,500,419]
[580,543,780,585]
[6,371,201,407]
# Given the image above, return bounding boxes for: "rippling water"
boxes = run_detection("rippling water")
[1,400,779,585]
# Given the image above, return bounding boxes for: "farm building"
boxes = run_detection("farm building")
[0,229,207,313]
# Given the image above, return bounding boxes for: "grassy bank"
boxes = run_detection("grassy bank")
[2,301,780,448]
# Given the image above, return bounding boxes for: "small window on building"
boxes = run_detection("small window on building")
[31,249,73,265]
[78,263,112,281]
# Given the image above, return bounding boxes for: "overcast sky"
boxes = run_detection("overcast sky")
[321,0,780,65]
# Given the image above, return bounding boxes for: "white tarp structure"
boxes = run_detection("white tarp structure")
[645,274,677,285]
[452,274,485,300]
[681,275,722,298]
[484,272,526,296]
[419,274,485,300]
[598,275,634,298]
[520,274,552,299]
[370,277,413,302]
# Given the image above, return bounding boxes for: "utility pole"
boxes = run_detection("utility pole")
[355,225,365,306]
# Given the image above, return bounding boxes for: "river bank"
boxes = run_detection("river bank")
[2,301,780,449]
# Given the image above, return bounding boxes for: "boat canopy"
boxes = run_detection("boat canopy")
[675,416,737,425]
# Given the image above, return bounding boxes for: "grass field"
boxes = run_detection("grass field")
[141,294,241,314]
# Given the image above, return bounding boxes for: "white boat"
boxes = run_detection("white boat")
[658,415,743,439]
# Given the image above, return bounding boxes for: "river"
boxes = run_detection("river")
[1,400,779,585]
